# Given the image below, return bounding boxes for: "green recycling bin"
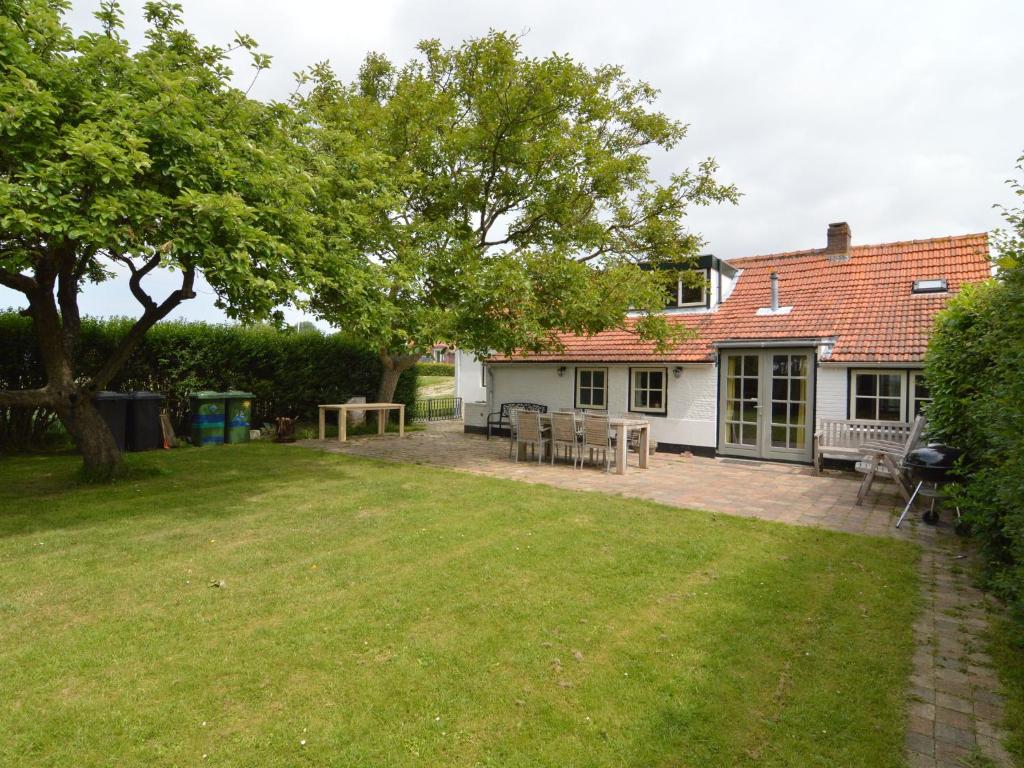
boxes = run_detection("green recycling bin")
[189,391,225,446]
[223,391,255,443]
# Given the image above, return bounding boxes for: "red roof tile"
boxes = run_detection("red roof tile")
[493,233,991,364]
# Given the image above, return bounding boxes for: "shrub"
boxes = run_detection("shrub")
[925,257,1024,613]
[416,362,455,376]
[0,314,417,449]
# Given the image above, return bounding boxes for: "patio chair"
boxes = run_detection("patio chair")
[507,407,518,459]
[854,414,927,505]
[581,413,614,473]
[550,411,581,467]
[514,410,549,464]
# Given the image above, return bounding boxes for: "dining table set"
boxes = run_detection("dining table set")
[508,409,651,475]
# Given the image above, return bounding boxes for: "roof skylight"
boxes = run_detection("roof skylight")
[912,278,948,294]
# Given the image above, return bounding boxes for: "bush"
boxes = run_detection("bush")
[416,361,454,376]
[0,314,417,449]
[925,262,1024,613]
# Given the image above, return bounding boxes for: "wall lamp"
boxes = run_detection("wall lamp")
[557,366,567,377]
[673,366,684,379]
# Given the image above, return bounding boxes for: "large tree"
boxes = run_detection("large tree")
[0,1,319,475]
[301,32,738,404]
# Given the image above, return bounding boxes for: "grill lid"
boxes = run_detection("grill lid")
[906,444,962,470]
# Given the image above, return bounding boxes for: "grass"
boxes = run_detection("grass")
[0,444,919,767]
[417,374,455,398]
[988,613,1024,763]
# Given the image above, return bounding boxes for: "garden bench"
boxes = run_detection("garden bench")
[486,401,547,440]
[813,418,914,472]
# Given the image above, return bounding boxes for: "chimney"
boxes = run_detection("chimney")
[770,272,779,310]
[825,222,851,261]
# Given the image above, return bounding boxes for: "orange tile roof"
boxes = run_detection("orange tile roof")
[493,232,991,364]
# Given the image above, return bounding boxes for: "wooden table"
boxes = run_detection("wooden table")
[610,417,650,474]
[522,414,650,475]
[318,402,405,442]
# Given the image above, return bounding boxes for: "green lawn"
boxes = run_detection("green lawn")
[0,445,919,767]
[417,374,455,398]
[989,614,1024,763]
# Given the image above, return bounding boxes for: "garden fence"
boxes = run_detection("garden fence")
[412,396,463,421]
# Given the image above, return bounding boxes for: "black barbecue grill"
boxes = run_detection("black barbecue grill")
[895,444,963,528]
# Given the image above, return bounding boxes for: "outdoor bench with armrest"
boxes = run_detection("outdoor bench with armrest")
[487,402,547,439]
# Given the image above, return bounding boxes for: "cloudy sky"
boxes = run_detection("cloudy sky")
[3,0,1022,323]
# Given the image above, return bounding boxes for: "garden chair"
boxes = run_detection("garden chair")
[550,411,581,467]
[507,407,518,459]
[514,410,549,464]
[581,413,614,473]
[854,414,927,505]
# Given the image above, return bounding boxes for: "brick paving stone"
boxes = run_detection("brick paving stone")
[934,721,976,748]
[293,423,1016,767]
[909,684,936,703]
[910,701,937,721]
[935,692,973,715]
[909,714,935,736]
[906,731,935,756]
[934,706,972,729]
[907,753,937,768]
[934,740,972,764]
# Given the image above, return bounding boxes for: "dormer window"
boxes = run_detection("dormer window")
[912,278,948,294]
[666,269,709,308]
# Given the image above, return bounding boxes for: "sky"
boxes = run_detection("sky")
[3,0,1022,324]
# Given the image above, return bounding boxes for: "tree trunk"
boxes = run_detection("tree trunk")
[53,392,123,479]
[376,352,418,429]
[1,253,195,478]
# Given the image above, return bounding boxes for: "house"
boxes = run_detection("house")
[420,343,455,365]
[458,223,991,464]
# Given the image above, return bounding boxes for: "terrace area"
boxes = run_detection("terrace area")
[298,421,937,541]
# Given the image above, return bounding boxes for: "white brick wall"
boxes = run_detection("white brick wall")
[486,363,718,448]
[455,350,488,404]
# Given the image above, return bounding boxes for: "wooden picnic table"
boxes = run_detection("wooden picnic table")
[527,413,650,475]
[318,402,405,443]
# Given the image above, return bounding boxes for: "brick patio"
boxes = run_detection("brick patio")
[295,422,1014,767]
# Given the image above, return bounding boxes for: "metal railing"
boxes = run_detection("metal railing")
[412,396,463,421]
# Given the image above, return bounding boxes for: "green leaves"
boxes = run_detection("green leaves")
[925,152,1024,613]
[300,31,736,361]
[1,0,317,323]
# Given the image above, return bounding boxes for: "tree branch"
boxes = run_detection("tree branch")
[112,253,162,312]
[0,267,37,295]
[0,387,53,408]
[89,265,196,390]
[57,246,86,357]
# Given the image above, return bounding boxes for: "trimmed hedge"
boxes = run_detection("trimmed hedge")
[925,264,1024,613]
[0,313,416,449]
[415,361,454,376]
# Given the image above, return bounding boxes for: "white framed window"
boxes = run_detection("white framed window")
[480,363,487,388]
[575,367,607,409]
[630,367,667,414]
[666,269,709,308]
[850,370,905,421]
[910,371,931,417]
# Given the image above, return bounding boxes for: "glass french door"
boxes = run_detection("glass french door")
[719,349,814,462]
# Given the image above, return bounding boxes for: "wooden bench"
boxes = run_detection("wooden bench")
[487,402,547,439]
[813,418,914,472]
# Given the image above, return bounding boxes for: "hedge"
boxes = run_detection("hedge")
[925,261,1024,614]
[0,313,416,449]
[415,361,455,376]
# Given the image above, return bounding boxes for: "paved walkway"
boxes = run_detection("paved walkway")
[295,423,1014,767]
